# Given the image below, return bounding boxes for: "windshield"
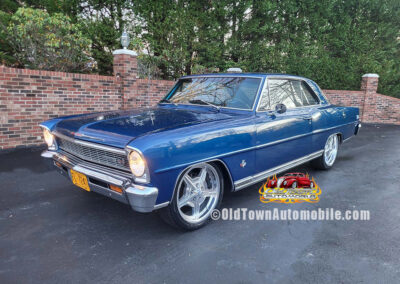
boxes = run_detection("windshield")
[164,77,261,110]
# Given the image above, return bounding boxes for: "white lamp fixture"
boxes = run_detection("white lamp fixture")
[121,30,130,49]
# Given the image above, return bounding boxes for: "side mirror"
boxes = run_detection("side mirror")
[275,103,287,114]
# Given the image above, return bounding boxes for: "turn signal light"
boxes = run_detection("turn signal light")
[109,184,123,194]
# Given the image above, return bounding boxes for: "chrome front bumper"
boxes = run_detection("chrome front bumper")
[41,150,165,213]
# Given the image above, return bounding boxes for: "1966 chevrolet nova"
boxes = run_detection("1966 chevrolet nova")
[40,73,361,230]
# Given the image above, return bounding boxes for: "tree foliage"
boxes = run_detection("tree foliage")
[4,7,92,72]
[0,0,399,97]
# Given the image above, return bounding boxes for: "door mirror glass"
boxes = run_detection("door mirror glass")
[275,103,287,114]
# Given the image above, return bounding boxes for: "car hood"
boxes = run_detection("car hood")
[54,106,238,148]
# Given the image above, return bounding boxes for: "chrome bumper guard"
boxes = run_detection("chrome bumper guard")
[41,150,163,213]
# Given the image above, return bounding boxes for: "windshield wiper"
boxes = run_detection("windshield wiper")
[159,98,171,104]
[188,99,220,111]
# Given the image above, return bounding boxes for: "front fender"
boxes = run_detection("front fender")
[127,116,256,204]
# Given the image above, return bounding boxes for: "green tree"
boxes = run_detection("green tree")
[0,0,20,65]
[6,7,92,72]
[0,0,399,97]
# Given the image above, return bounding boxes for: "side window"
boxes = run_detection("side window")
[257,82,270,111]
[268,79,299,109]
[300,81,319,106]
[258,79,320,111]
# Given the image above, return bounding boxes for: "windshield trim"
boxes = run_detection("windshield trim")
[162,75,264,112]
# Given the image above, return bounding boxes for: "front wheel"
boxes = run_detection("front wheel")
[311,134,339,170]
[160,162,224,230]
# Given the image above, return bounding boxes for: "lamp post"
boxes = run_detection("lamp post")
[121,30,130,49]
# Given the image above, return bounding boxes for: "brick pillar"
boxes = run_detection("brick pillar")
[112,49,138,110]
[360,73,379,122]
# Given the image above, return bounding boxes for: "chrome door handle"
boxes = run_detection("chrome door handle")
[302,116,312,121]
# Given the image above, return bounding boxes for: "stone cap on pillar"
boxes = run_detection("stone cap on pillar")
[362,73,379,78]
[112,49,138,56]
[112,49,138,78]
[361,73,379,93]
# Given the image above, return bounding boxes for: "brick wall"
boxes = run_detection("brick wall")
[0,52,399,150]
[0,51,174,149]
[323,74,400,125]
[324,90,365,116]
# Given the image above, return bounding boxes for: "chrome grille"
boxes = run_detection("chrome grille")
[56,137,129,171]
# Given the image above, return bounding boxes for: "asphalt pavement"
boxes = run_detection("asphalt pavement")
[1,124,400,283]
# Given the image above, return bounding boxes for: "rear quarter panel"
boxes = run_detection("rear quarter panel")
[312,105,359,151]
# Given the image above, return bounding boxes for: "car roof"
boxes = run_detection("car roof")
[180,73,310,81]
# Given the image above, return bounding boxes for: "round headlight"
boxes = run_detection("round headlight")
[43,128,54,147]
[128,151,145,177]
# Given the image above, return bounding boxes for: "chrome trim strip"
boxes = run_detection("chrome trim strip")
[311,121,355,135]
[255,132,310,149]
[39,124,51,131]
[234,150,324,191]
[153,201,170,210]
[54,132,126,154]
[343,136,353,143]
[54,150,132,184]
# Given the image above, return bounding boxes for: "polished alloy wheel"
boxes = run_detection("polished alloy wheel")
[324,134,338,166]
[176,163,220,224]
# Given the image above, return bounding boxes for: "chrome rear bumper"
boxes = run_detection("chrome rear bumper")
[41,150,165,213]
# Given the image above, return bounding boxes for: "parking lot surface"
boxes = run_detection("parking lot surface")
[1,124,400,283]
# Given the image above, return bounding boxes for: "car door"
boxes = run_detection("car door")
[254,78,316,174]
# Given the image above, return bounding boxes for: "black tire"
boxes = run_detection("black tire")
[159,162,224,231]
[311,134,339,170]
[310,155,330,170]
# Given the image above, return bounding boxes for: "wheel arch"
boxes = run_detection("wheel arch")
[169,159,235,202]
[210,160,235,193]
[336,132,343,144]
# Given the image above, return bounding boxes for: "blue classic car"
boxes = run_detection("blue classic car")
[40,73,361,230]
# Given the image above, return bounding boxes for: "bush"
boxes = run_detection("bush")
[6,8,92,72]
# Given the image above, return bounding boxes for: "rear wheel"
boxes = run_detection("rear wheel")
[160,162,224,230]
[311,134,339,170]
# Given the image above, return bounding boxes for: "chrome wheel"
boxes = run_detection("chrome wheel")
[176,163,220,224]
[292,181,297,189]
[324,134,338,166]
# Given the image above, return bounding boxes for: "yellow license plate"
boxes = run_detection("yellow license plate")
[70,169,90,192]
